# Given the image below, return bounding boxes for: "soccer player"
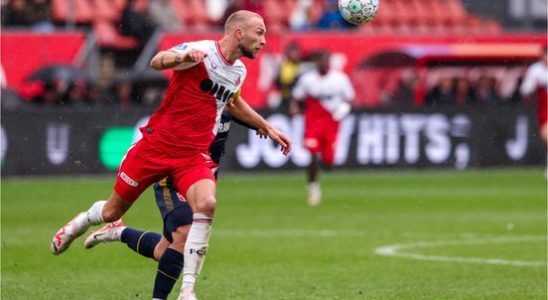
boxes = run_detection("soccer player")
[83,112,257,300]
[50,10,291,300]
[521,46,548,157]
[290,50,355,206]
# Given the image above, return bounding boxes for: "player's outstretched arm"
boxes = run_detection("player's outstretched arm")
[227,97,292,155]
[150,49,208,71]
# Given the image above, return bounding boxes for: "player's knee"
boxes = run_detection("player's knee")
[101,206,123,222]
[195,195,216,214]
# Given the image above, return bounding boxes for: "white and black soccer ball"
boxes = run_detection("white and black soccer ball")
[338,0,380,25]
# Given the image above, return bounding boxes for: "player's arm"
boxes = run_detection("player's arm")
[520,65,538,97]
[289,76,307,116]
[150,49,207,71]
[227,97,291,155]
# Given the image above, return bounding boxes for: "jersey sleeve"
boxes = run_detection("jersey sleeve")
[168,41,205,71]
[292,74,309,101]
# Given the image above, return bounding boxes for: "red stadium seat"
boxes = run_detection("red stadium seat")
[52,0,94,24]
[94,20,140,50]
[170,0,191,27]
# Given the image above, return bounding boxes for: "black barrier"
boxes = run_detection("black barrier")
[1,106,545,176]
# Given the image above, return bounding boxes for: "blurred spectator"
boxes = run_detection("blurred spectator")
[32,81,60,105]
[454,78,477,105]
[221,0,263,26]
[148,0,184,32]
[390,70,417,107]
[112,80,136,109]
[2,0,32,27]
[474,75,500,104]
[120,0,156,46]
[316,0,355,30]
[426,77,455,107]
[274,42,303,113]
[83,83,103,106]
[205,0,229,23]
[24,0,54,32]
[289,0,314,30]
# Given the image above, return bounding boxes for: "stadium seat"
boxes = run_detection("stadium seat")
[186,0,210,31]
[94,19,140,50]
[93,0,122,22]
[52,0,94,24]
[263,0,286,32]
[171,0,191,27]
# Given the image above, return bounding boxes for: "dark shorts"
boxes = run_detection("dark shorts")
[163,204,193,243]
[154,177,194,242]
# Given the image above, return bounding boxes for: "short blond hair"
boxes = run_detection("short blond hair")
[224,10,263,32]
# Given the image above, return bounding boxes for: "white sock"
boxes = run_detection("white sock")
[181,213,213,290]
[85,200,106,225]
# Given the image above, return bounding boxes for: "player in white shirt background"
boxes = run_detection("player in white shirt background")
[520,46,548,175]
[290,50,355,206]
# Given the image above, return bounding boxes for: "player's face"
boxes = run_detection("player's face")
[238,17,266,59]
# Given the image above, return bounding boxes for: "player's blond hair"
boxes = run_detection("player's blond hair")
[224,10,264,32]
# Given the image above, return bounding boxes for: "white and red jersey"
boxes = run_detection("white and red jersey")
[144,40,246,154]
[292,69,355,119]
[521,61,548,126]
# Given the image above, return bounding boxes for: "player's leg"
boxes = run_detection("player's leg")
[178,177,217,299]
[153,222,190,300]
[50,191,133,255]
[152,200,193,300]
[307,152,321,206]
[50,141,162,255]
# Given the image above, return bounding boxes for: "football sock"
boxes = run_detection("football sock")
[152,248,184,299]
[80,200,106,227]
[181,213,213,290]
[121,228,161,259]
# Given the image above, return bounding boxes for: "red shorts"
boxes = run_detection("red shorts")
[114,139,217,203]
[304,99,340,166]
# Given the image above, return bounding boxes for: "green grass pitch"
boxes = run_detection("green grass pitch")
[1,169,546,299]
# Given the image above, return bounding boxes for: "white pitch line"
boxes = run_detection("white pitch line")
[375,236,546,267]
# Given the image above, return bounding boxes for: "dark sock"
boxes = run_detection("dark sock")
[153,248,184,299]
[120,228,161,259]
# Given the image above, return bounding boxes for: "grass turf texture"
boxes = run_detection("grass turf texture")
[1,169,546,299]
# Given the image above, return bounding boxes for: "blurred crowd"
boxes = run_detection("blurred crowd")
[0,0,541,111]
[2,0,355,36]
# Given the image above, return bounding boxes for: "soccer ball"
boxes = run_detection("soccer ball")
[338,0,380,25]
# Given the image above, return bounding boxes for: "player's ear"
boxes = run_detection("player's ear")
[235,28,244,41]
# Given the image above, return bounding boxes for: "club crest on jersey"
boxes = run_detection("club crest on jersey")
[200,79,234,103]
[174,43,188,51]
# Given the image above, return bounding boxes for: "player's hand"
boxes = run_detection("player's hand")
[185,49,208,63]
[267,127,292,156]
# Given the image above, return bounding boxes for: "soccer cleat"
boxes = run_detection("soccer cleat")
[50,212,89,255]
[307,182,321,206]
[83,219,125,249]
[177,288,197,300]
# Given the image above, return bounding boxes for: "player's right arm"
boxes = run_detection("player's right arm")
[150,49,208,71]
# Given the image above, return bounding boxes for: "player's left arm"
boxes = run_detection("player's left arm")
[226,96,291,155]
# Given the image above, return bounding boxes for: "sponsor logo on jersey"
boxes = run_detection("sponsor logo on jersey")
[200,79,234,102]
[120,172,139,187]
